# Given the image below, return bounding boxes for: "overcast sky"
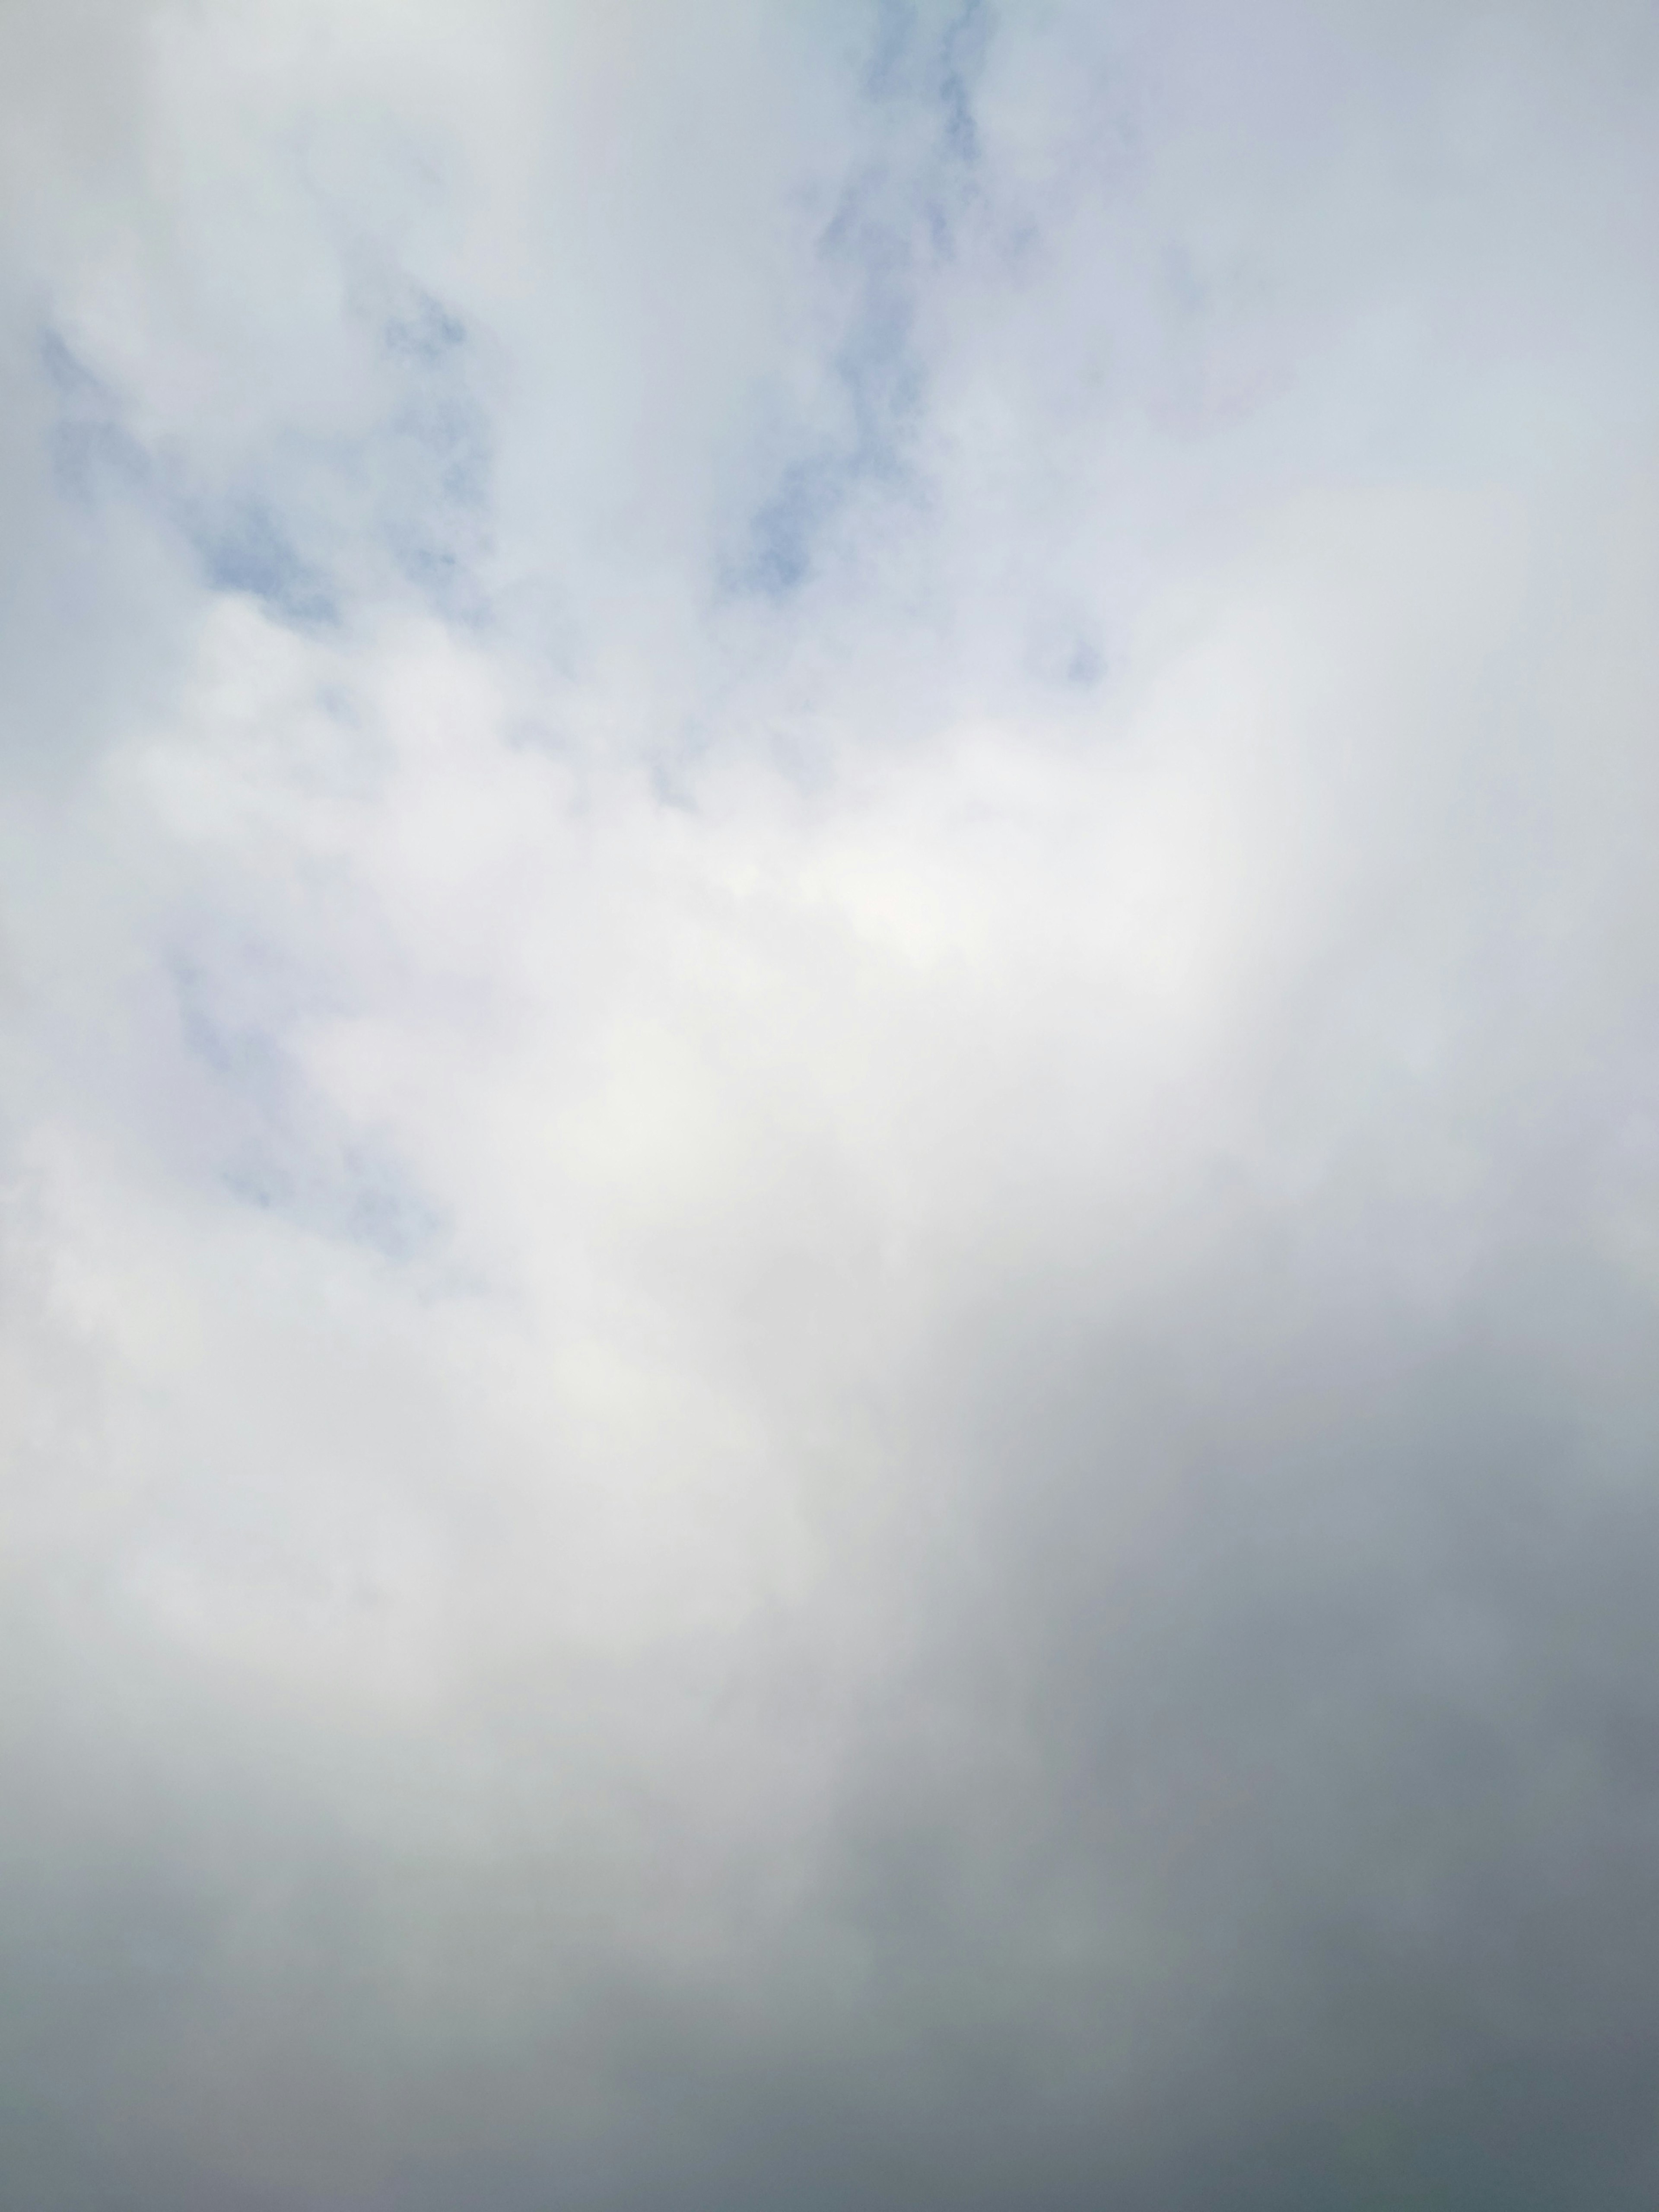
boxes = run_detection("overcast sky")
[4,3,1659,2206]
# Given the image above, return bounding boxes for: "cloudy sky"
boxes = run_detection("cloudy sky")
[4,3,1659,2205]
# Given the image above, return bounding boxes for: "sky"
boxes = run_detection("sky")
[3,3,1659,2206]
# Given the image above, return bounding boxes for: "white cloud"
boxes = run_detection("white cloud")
[5,4,1659,2207]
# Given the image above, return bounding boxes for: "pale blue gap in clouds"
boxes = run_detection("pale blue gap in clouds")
[169,938,446,1267]
[731,1,988,601]
[38,267,490,632]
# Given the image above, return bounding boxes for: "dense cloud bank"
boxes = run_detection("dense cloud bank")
[4,4,1659,2206]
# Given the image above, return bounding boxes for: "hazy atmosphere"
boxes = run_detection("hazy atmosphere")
[4,4,1659,2206]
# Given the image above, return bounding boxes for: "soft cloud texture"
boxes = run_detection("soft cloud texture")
[4,4,1659,2206]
